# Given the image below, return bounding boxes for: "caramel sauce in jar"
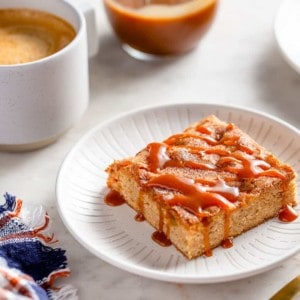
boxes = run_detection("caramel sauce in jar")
[103,0,218,56]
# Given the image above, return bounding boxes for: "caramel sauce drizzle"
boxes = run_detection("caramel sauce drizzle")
[221,212,233,249]
[158,204,164,232]
[164,133,218,146]
[147,143,169,172]
[164,159,216,171]
[202,217,212,257]
[196,125,213,134]
[147,174,237,216]
[105,121,297,256]
[143,122,296,254]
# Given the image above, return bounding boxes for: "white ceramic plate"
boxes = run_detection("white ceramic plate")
[275,0,300,73]
[56,103,300,283]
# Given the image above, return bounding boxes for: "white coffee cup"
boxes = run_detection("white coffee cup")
[0,0,98,151]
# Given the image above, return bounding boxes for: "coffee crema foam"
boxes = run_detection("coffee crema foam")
[0,9,76,65]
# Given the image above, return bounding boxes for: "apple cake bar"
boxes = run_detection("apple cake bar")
[105,115,298,259]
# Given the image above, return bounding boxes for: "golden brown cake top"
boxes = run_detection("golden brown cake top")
[122,115,296,218]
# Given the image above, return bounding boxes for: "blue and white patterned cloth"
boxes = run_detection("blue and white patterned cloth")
[0,193,77,300]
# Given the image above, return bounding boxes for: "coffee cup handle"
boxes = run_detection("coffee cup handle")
[66,0,99,57]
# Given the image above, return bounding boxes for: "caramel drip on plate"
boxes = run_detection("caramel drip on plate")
[279,205,298,222]
[104,190,125,206]
[135,212,145,222]
[221,237,233,249]
[151,230,172,247]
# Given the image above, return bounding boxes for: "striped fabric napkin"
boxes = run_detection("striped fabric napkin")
[0,193,77,300]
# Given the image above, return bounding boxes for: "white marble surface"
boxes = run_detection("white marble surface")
[1,0,300,299]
